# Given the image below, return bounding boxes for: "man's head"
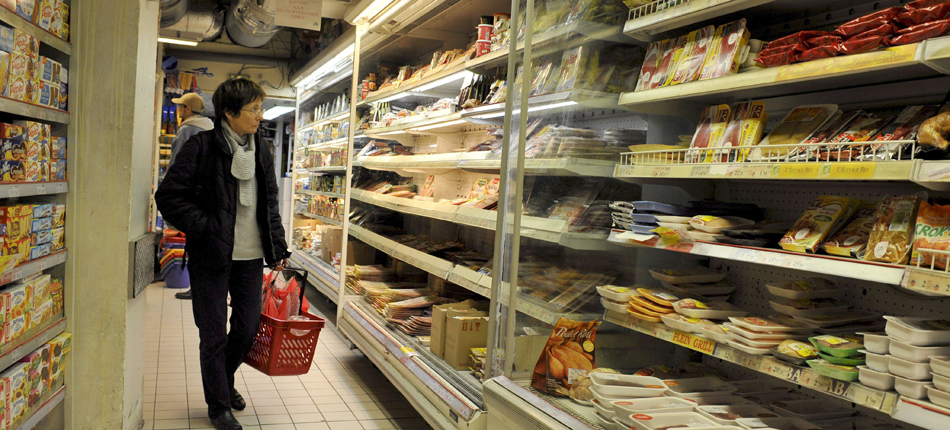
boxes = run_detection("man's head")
[172,92,204,121]
[212,78,266,136]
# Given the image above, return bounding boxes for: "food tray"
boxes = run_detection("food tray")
[857,365,895,390]
[656,221,691,230]
[626,411,718,430]
[933,372,950,392]
[807,359,859,382]
[690,216,755,234]
[590,385,627,408]
[628,308,662,323]
[690,395,757,406]
[771,348,812,366]
[735,417,825,430]
[888,354,932,380]
[858,332,889,354]
[788,310,875,328]
[814,319,886,336]
[628,223,661,234]
[927,386,950,409]
[689,231,727,242]
[741,391,811,406]
[597,285,639,302]
[637,288,681,307]
[894,374,933,399]
[701,325,733,343]
[590,374,668,398]
[728,332,784,348]
[727,339,772,355]
[697,405,779,425]
[729,317,818,333]
[720,222,789,239]
[663,377,737,398]
[674,299,748,320]
[661,313,715,334]
[765,279,844,300]
[859,350,889,373]
[629,213,661,224]
[884,316,950,346]
[655,215,692,223]
[724,322,806,340]
[661,280,735,296]
[611,397,697,420]
[769,299,850,318]
[632,296,675,314]
[649,267,726,285]
[808,335,863,358]
[769,399,854,421]
[932,356,950,378]
[601,297,630,313]
[631,201,693,216]
[594,401,615,420]
[889,338,950,363]
[817,351,865,366]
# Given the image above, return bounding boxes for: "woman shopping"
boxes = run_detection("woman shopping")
[155,78,290,430]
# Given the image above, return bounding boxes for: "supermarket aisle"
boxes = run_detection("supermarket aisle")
[142,283,433,430]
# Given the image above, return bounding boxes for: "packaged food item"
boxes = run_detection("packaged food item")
[733,102,767,162]
[635,39,666,92]
[835,7,903,38]
[755,49,799,68]
[798,45,840,62]
[649,266,725,285]
[701,18,750,80]
[772,339,819,365]
[531,317,600,396]
[838,34,889,56]
[851,22,898,40]
[767,31,832,49]
[567,368,620,403]
[898,0,950,27]
[892,18,950,45]
[689,215,754,233]
[823,201,878,257]
[670,26,715,85]
[729,316,818,333]
[809,335,864,358]
[917,109,950,158]
[780,196,857,253]
[652,36,687,89]
[807,359,860,381]
[0,124,26,141]
[863,195,921,264]
[688,104,730,163]
[805,35,843,48]
[765,277,843,300]
[754,105,836,159]
[910,200,950,269]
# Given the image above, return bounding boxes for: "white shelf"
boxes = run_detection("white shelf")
[297,137,349,153]
[297,110,350,134]
[0,95,69,124]
[295,189,345,199]
[364,112,468,137]
[306,166,346,174]
[605,310,900,414]
[0,6,71,55]
[294,211,342,226]
[1,251,67,289]
[14,384,65,430]
[290,250,340,305]
[355,153,617,177]
[624,0,777,41]
[0,182,68,199]
[615,160,917,182]
[608,229,907,285]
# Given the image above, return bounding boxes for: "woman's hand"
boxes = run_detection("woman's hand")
[275,259,288,272]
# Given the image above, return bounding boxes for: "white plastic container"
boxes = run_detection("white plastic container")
[735,417,825,429]
[697,404,779,425]
[857,365,895,390]
[927,385,950,409]
[594,411,616,430]
[664,377,738,398]
[691,395,759,406]
[741,391,810,406]
[611,397,696,420]
[769,299,850,318]
[597,285,638,302]
[729,317,818,333]
[888,354,933,380]
[888,338,950,363]
[858,332,890,354]
[661,313,715,334]
[662,280,736,296]
[594,400,615,420]
[655,215,692,223]
[723,323,805,341]
[893,374,933,399]
[674,299,748,320]
[932,356,950,378]
[601,297,630,313]
[657,221,691,230]
[589,374,668,398]
[626,411,718,430]
[769,399,853,421]
[727,339,772,355]
[793,311,879,329]
[765,279,844,300]
[590,386,627,409]
[727,332,784,348]
[701,325,733,343]
[649,267,726,285]
[933,372,950,392]
[859,350,889,373]
[884,316,950,346]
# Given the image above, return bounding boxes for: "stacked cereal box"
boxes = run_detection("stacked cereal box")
[0,23,66,110]
[0,121,65,183]
[6,0,68,42]
[0,273,62,350]
[0,203,65,265]
[0,332,71,428]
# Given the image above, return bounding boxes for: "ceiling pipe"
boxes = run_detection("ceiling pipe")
[225,0,282,48]
[160,0,189,27]
[159,0,224,42]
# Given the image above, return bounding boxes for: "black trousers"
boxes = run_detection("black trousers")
[189,259,263,418]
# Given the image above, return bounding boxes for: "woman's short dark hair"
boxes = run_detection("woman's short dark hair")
[212,78,266,125]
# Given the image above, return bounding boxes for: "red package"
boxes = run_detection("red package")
[897,2,950,26]
[805,35,843,48]
[799,45,841,62]
[755,50,798,68]
[890,19,950,45]
[835,7,903,37]
[758,43,803,57]
[838,34,889,55]
[850,22,898,40]
[906,0,950,9]
[768,31,831,49]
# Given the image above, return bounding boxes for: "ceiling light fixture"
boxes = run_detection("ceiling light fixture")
[158,37,198,46]
[263,106,295,120]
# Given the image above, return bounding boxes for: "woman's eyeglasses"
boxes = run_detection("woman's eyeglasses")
[242,108,265,116]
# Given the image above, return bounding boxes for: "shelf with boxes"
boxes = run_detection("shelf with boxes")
[0,1,69,54]
[289,248,341,304]
[15,384,65,430]
[0,121,67,184]
[293,211,342,227]
[0,20,69,120]
[1,330,71,430]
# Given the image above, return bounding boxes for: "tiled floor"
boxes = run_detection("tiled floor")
[142,283,433,430]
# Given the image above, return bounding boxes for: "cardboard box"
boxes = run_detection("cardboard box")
[34,80,50,106]
[49,227,62,251]
[14,0,34,23]
[12,29,36,59]
[20,78,33,103]
[4,237,29,264]
[22,159,39,182]
[0,160,24,182]
[50,136,65,158]
[443,311,489,370]
[0,24,12,54]
[0,0,12,12]
[0,207,30,239]
[3,76,25,101]
[26,274,49,308]
[38,57,57,84]
[513,335,549,373]
[0,124,25,141]
[49,158,64,181]
[28,243,48,260]
[32,0,52,30]
[51,204,63,227]
[29,298,49,328]
[430,300,476,358]
[31,203,52,218]
[8,52,28,79]
[0,374,8,430]
[0,140,25,161]
[57,67,66,111]
[14,121,49,144]
[321,227,374,266]
[5,283,29,320]
[30,217,49,232]
[49,6,61,38]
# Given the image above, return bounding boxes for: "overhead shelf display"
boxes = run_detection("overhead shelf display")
[624,0,778,41]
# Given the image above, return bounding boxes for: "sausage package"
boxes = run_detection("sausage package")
[835,7,903,38]
[824,201,879,257]
[780,196,858,253]
[897,0,950,27]
[635,40,665,92]
[864,195,922,264]
[891,19,950,46]
[864,105,939,161]
[911,200,950,269]
[531,317,600,397]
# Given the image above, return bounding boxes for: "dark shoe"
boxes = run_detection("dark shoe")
[210,410,242,430]
[175,289,192,300]
[230,388,246,411]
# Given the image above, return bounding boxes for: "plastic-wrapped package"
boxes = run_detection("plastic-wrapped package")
[798,45,840,62]
[890,19,950,45]
[805,35,843,48]
[838,34,890,56]
[863,195,922,264]
[898,0,950,27]
[701,18,750,80]
[636,40,666,92]
[670,26,715,85]
[835,7,903,38]
[910,200,950,269]
[767,31,831,49]
[755,50,798,68]
[864,105,939,161]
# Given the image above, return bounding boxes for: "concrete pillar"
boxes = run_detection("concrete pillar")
[64,1,159,429]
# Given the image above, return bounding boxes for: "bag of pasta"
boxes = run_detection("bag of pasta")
[911,200,950,270]
[863,195,922,264]
[531,317,600,397]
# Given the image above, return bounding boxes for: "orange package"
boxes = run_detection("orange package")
[911,200,950,269]
[531,317,600,397]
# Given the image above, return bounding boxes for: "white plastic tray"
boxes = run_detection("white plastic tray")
[933,372,950,392]
[735,417,824,430]
[884,316,950,346]
[662,280,736,296]
[932,356,950,378]
[727,339,772,355]
[859,350,889,373]
[626,411,718,430]
[723,323,806,341]
[590,385,628,409]
[768,399,854,421]
[769,299,850,318]
[594,400,615,420]
[729,317,818,333]
[597,285,639,302]
[858,332,890,354]
[888,354,933,380]
[674,299,748,320]
[661,313,715,334]
[889,338,950,363]
[697,404,779,425]
[894,374,933,399]
[701,325,733,343]
[649,267,726,285]
[664,377,738,398]
[765,278,844,300]
[928,385,950,409]
[857,365,895,391]
[792,310,878,328]
[611,397,697,422]
[601,297,630,313]
[727,332,783,349]
[590,374,668,398]
[730,380,791,396]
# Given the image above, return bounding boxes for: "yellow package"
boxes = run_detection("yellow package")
[703,105,732,163]
[780,196,857,253]
[4,283,29,321]
[824,201,879,258]
[666,30,698,86]
[26,274,50,309]
[864,195,921,264]
[736,102,768,162]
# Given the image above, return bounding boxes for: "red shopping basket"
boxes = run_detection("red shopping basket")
[244,267,327,376]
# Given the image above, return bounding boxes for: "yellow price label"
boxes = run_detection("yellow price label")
[776,164,820,179]
[820,162,877,179]
[775,44,917,82]
[400,346,416,355]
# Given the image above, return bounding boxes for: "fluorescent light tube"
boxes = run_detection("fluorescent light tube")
[263,106,295,120]
[158,37,198,46]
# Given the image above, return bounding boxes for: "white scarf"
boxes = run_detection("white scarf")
[222,121,256,207]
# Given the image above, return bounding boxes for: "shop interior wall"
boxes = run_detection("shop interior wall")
[175,58,294,101]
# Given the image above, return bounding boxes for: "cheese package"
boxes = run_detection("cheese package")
[753,105,837,160]
[864,195,921,264]
[735,102,768,162]
[701,18,750,80]
[664,32,698,87]
[824,201,879,257]
[12,29,37,59]
[14,120,49,144]
[780,196,857,253]
[50,136,65,159]
[910,200,950,269]
[671,26,716,85]
[49,227,63,251]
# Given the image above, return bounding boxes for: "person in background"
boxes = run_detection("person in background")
[155,78,290,430]
[167,92,214,300]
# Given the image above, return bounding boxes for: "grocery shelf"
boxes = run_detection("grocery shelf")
[13,384,65,430]
[295,189,345,199]
[2,251,67,290]
[359,65,471,107]
[892,397,950,429]
[296,137,349,153]
[293,211,342,226]
[604,309,900,414]
[0,95,69,124]
[459,153,618,177]
[297,110,350,134]
[0,6,71,55]
[608,229,907,285]
[484,377,597,430]
[364,112,468,137]
[306,166,346,174]
[624,0,776,41]
[290,249,340,305]
[338,301,486,430]
[618,40,946,116]
[0,313,65,373]
[615,160,917,182]
[0,182,68,199]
